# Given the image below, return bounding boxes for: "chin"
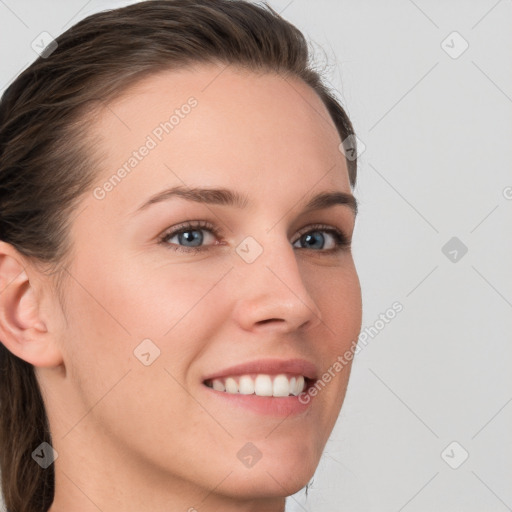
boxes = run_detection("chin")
[224,467,316,500]
[222,436,321,498]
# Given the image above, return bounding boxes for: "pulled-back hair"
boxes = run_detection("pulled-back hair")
[0,1,357,509]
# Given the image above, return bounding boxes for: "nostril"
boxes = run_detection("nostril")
[257,318,282,326]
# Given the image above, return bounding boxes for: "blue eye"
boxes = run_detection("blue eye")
[158,221,351,254]
[159,220,220,253]
[292,230,348,251]
[168,227,205,247]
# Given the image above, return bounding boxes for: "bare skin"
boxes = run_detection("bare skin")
[0,63,362,512]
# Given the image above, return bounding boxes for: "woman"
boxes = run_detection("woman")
[0,1,362,510]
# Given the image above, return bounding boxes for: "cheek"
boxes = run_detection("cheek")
[59,251,236,432]
[306,258,362,343]
[67,248,230,341]
[58,257,234,475]
[112,253,232,339]
[303,261,361,428]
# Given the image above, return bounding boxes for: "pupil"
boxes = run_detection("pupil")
[180,230,202,247]
[304,232,324,249]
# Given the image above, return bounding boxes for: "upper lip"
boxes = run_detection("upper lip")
[202,358,318,382]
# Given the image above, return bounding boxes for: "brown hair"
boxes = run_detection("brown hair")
[0,0,358,509]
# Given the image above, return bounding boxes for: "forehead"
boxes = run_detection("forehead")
[87,64,351,213]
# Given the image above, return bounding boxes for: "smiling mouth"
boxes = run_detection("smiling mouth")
[203,373,313,397]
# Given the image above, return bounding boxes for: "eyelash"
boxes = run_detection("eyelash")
[157,220,351,255]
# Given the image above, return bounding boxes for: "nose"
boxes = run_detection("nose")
[231,234,324,334]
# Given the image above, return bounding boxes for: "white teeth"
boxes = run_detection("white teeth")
[273,374,290,397]
[207,373,307,397]
[225,377,238,394]
[239,375,255,395]
[254,375,273,396]
[212,379,225,391]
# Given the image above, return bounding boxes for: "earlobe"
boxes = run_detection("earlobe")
[0,242,63,368]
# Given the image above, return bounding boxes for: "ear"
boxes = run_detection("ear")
[0,241,63,368]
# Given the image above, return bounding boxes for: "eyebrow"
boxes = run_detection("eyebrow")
[133,185,358,216]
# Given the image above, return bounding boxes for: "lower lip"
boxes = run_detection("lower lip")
[202,384,314,416]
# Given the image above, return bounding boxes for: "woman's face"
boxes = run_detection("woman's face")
[41,63,362,509]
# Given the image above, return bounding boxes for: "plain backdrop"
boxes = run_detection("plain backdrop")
[1,1,511,511]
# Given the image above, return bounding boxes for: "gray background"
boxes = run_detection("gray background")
[1,1,511,511]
